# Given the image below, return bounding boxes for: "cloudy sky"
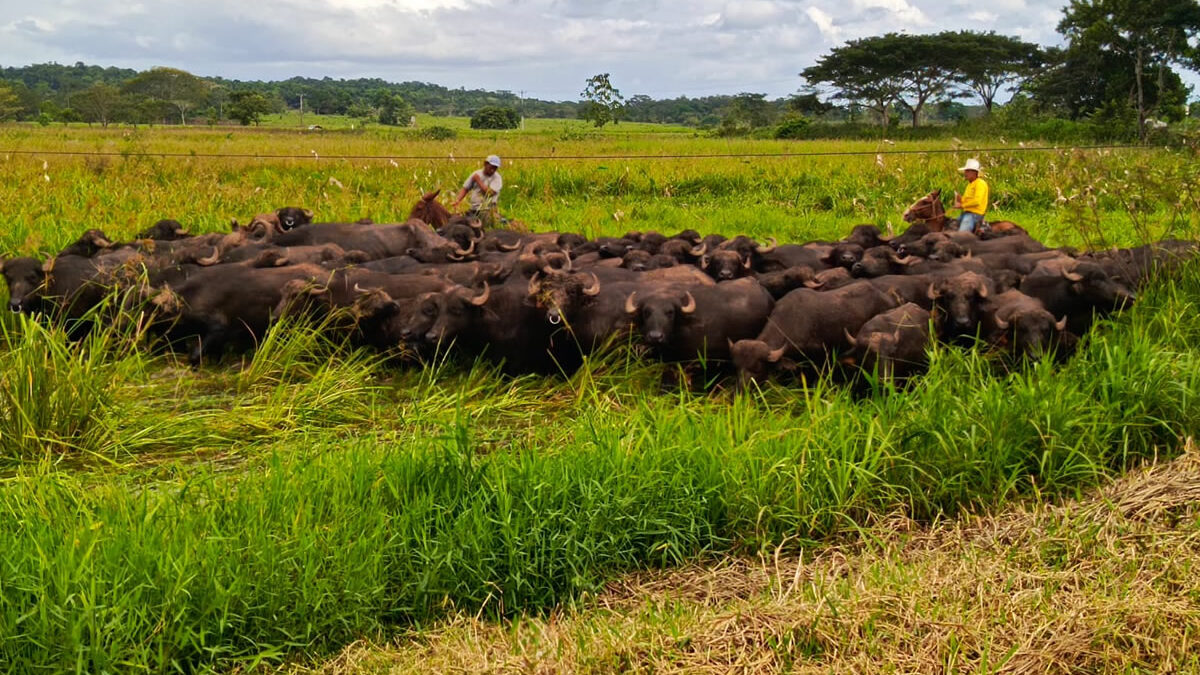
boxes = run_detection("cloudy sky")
[0,0,1069,101]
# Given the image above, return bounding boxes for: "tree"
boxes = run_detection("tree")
[73,83,124,127]
[0,82,24,121]
[228,91,274,126]
[802,38,906,130]
[122,67,211,124]
[1057,0,1200,139]
[580,73,625,127]
[470,106,520,129]
[947,32,1043,113]
[718,93,774,134]
[376,93,415,126]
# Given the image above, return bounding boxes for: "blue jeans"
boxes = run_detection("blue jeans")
[958,212,983,233]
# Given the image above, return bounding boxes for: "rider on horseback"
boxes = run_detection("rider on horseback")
[953,158,989,233]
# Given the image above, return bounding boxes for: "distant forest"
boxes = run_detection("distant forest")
[0,61,798,128]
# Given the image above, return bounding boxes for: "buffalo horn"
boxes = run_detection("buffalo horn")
[767,346,786,362]
[447,251,465,262]
[197,247,220,266]
[755,237,777,254]
[528,272,542,296]
[679,292,697,314]
[302,209,314,219]
[691,243,707,256]
[1055,315,1068,331]
[994,315,1010,330]
[927,282,941,300]
[174,228,188,236]
[468,218,484,231]
[844,327,858,346]
[1062,268,1084,282]
[624,291,639,315]
[803,279,824,288]
[583,273,601,296]
[700,255,710,268]
[743,256,753,269]
[977,283,988,299]
[497,240,521,252]
[41,257,56,273]
[469,282,490,306]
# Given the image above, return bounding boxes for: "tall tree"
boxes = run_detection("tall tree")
[72,83,124,127]
[947,31,1044,113]
[1058,0,1200,139]
[122,67,211,124]
[580,73,625,127]
[227,91,274,126]
[802,37,906,130]
[0,82,21,121]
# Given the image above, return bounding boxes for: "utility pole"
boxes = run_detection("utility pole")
[299,93,305,127]
[519,89,526,130]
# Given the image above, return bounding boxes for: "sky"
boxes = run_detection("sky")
[0,0,1074,102]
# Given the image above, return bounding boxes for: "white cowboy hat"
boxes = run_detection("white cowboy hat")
[485,155,502,167]
[958,158,982,172]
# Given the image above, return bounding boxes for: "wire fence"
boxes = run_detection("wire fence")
[0,143,1159,162]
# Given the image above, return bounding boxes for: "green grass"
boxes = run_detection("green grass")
[0,125,1199,671]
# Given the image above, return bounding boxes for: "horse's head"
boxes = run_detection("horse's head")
[409,189,451,228]
[902,189,944,224]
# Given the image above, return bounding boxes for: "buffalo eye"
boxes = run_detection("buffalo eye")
[422,304,435,316]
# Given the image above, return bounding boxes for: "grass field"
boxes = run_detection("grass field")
[1,122,1199,672]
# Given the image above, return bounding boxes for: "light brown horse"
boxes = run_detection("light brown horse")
[901,189,1027,238]
[408,189,453,228]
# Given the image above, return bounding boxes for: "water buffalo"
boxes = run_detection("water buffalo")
[845,303,932,381]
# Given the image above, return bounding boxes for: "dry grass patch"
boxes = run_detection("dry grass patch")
[291,439,1200,674]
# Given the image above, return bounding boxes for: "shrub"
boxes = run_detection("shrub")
[774,115,812,139]
[419,125,458,140]
[470,106,520,130]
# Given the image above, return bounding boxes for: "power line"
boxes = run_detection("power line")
[0,143,1157,162]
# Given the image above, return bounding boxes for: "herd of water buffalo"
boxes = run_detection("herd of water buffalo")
[1,192,1195,388]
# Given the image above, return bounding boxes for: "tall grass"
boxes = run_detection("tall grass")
[0,261,1198,671]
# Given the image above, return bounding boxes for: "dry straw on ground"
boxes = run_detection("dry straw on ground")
[289,438,1200,674]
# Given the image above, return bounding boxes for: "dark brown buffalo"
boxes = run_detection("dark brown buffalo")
[845,303,932,380]
[135,219,190,241]
[624,278,775,364]
[1018,260,1135,335]
[57,230,116,258]
[927,271,996,340]
[1,257,47,313]
[148,263,328,365]
[731,281,898,386]
[700,249,752,281]
[981,290,1069,358]
[268,221,455,261]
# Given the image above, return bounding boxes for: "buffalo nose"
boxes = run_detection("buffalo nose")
[955,316,971,327]
[646,330,665,344]
[851,262,864,274]
[896,245,908,256]
[424,331,440,343]
[719,271,733,280]
[9,300,21,312]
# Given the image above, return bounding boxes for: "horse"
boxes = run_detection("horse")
[901,189,1028,239]
[408,189,453,228]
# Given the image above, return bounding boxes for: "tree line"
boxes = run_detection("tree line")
[0,0,1196,139]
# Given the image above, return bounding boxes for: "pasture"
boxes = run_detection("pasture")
[1,122,1199,672]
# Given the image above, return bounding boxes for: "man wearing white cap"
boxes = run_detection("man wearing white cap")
[952,158,988,233]
[453,154,503,225]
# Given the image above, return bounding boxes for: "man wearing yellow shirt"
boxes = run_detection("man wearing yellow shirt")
[952,158,988,233]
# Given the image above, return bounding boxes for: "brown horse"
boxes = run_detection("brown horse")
[901,189,1027,239]
[408,189,453,228]
[901,189,950,231]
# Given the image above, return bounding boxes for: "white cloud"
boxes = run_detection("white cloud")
[805,6,838,41]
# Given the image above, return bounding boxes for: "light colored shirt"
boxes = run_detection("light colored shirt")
[961,177,989,215]
[463,169,502,210]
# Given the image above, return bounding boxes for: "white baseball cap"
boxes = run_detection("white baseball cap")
[958,158,982,172]
[485,155,501,167]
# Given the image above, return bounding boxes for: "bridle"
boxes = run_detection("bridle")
[903,192,949,231]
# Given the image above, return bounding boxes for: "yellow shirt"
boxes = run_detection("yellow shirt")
[961,177,989,215]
